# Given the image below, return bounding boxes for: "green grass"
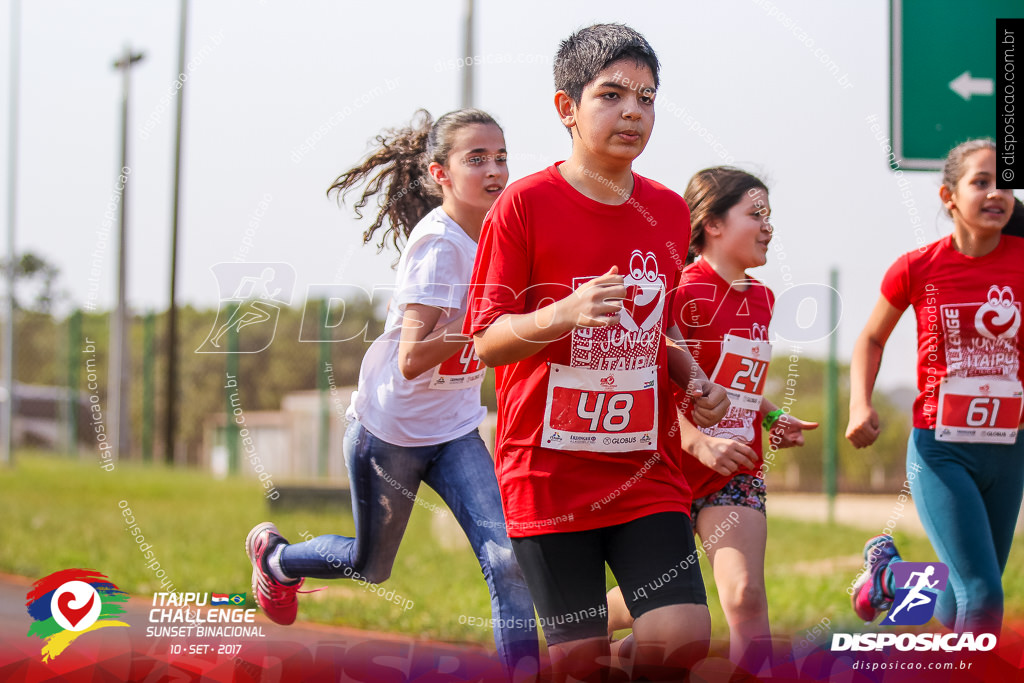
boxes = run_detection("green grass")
[4,452,1024,648]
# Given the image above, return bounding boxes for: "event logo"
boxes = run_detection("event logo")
[975,285,1020,340]
[25,569,129,662]
[882,562,949,626]
[197,263,295,353]
[620,250,665,334]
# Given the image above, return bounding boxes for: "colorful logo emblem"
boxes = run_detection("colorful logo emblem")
[882,562,949,626]
[25,569,129,661]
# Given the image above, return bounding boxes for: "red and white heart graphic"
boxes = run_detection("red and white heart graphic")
[620,250,665,333]
[51,581,101,632]
[976,286,1020,340]
[621,282,664,333]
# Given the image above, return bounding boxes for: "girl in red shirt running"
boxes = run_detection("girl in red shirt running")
[606,167,817,672]
[847,140,1024,635]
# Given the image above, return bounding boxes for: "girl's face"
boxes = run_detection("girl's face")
[708,188,773,270]
[945,148,1014,235]
[438,123,508,213]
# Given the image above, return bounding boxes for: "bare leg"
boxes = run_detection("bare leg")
[631,603,711,680]
[547,636,611,683]
[605,586,634,637]
[696,506,770,671]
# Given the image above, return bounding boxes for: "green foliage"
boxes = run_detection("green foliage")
[0,251,65,313]
[14,300,383,461]
[763,352,912,492]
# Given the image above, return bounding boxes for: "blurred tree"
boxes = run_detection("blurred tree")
[763,352,912,493]
[1,252,66,313]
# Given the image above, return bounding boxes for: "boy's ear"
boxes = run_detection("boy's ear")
[554,90,577,129]
[428,161,449,186]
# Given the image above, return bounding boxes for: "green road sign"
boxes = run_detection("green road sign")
[892,0,1023,170]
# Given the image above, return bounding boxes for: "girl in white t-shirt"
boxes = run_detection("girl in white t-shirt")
[245,110,538,677]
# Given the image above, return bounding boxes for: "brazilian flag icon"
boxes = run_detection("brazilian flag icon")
[229,593,246,605]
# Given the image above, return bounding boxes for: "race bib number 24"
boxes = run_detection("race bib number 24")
[709,334,772,411]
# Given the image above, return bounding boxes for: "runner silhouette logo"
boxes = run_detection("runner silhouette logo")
[882,562,949,626]
[197,263,296,354]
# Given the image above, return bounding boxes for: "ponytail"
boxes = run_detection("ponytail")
[328,108,501,254]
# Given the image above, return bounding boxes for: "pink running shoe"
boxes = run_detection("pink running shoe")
[851,534,901,622]
[246,522,303,625]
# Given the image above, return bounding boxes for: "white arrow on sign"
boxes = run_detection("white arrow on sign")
[949,71,994,101]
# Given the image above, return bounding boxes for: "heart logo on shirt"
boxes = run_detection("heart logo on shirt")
[620,250,665,334]
[976,285,1020,340]
[621,283,663,333]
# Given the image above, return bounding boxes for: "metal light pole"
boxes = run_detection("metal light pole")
[109,45,144,462]
[2,0,20,467]
[164,0,188,465]
[460,0,474,108]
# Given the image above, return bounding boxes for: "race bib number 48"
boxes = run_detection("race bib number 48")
[429,342,485,391]
[542,364,657,452]
[709,334,772,410]
[936,376,1023,444]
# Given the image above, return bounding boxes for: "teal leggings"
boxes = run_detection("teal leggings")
[907,428,1024,633]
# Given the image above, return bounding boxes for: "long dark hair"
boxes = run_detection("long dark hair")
[327,108,501,253]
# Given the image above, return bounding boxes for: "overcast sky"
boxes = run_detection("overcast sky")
[0,0,1019,389]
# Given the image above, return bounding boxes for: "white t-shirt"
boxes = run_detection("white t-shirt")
[348,207,487,446]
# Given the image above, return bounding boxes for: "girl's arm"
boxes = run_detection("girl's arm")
[677,412,757,476]
[761,397,818,448]
[846,295,904,448]
[398,304,472,380]
[473,266,626,367]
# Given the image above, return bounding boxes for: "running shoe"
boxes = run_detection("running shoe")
[246,522,303,625]
[851,534,901,622]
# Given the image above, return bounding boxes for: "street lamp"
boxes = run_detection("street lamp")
[109,45,144,462]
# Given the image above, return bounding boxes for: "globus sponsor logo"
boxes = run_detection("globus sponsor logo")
[830,632,996,652]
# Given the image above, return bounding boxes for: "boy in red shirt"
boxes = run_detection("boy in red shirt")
[468,23,729,681]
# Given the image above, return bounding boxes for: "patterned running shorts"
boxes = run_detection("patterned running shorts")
[690,473,766,522]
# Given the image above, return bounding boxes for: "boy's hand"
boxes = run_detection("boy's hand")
[690,380,730,427]
[845,404,880,448]
[692,433,757,476]
[560,266,626,328]
[769,414,819,448]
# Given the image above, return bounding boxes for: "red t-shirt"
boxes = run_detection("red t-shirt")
[467,163,692,536]
[675,258,775,499]
[880,234,1024,429]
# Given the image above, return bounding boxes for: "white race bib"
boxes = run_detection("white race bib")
[936,376,1023,444]
[542,364,658,452]
[429,342,486,391]
[709,334,772,411]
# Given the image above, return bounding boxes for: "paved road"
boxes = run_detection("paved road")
[767,492,1024,535]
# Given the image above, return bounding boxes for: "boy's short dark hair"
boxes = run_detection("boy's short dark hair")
[554,23,660,104]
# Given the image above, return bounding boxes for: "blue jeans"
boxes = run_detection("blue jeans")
[280,420,538,674]
[907,428,1024,633]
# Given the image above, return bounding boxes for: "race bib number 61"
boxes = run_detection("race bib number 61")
[542,364,658,452]
[936,376,1023,444]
